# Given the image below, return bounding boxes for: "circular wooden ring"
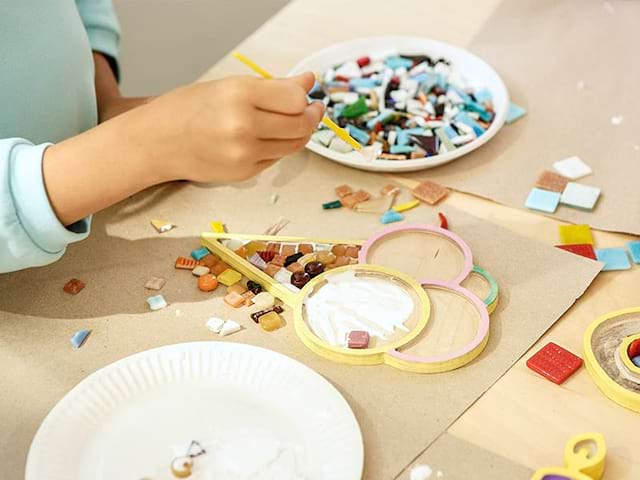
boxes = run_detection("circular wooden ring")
[358,223,473,285]
[385,280,490,373]
[293,264,431,366]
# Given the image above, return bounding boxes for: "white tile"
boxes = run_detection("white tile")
[552,156,592,180]
[220,320,242,337]
[191,265,210,277]
[205,317,225,334]
[560,182,601,210]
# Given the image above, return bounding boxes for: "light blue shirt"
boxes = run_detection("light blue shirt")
[0,0,120,273]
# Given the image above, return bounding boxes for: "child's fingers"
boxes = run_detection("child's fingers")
[255,103,324,140]
[251,74,314,114]
[257,136,310,159]
[288,72,317,93]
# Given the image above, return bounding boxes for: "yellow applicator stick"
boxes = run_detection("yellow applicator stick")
[232,51,362,151]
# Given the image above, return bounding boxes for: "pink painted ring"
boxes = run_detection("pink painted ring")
[388,280,490,364]
[358,223,473,286]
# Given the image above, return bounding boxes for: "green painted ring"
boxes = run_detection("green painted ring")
[471,265,499,307]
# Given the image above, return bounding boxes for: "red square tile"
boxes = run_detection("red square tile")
[555,243,597,260]
[526,342,583,385]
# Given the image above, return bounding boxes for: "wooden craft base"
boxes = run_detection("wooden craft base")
[583,307,640,412]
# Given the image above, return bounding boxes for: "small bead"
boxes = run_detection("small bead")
[291,271,311,289]
[304,261,324,278]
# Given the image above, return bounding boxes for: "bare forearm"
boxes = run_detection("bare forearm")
[42,108,172,226]
[93,52,149,122]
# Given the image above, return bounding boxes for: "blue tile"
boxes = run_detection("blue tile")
[70,329,91,348]
[633,356,640,368]
[345,124,370,145]
[380,210,404,224]
[474,89,492,103]
[595,248,631,271]
[525,188,561,213]
[506,103,526,124]
[627,240,640,264]
[456,111,485,136]
[191,247,210,260]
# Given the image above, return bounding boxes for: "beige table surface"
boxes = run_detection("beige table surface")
[1,1,639,479]
[202,0,640,477]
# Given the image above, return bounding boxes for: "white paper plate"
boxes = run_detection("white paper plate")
[26,342,363,480]
[289,36,509,172]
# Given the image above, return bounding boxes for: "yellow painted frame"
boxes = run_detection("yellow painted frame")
[532,433,606,480]
[583,307,640,413]
[292,264,431,367]
[201,232,363,307]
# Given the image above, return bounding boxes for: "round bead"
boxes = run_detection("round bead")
[291,271,311,289]
[304,261,324,278]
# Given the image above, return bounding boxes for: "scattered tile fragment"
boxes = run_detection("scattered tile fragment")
[150,219,176,233]
[559,224,594,245]
[560,182,601,210]
[322,200,342,210]
[217,269,242,286]
[555,243,597,260]
[144,276,166,290]
[210,221,226,233]
[526,342,583,385]
[627,240,640,264]
[70,329,91,349]
[63,278,85,295]
[175,256,197,270]
[524,188,561,213]
[197,274,218,292]
[535,170,569,193]
[335,184,354,198]
[227,283,247,295]
[380,184,400,196]
[250,293,274,311]
[251,305,284,323]
[210,261,230,276]
[438,212,448,229]
[347,330,369,349]
[412,180,449,205]
[146,294,168,311]
[410,464,433,480]
[205,317,225,333]
[191,265,211,277]
[393,199,420,213]
[224,291,245,308]
[380,209,404,224]
[259,311,284,331]
[505,103,526,124]
[191,247,210,261]
[219,320,242,336]
[269,193,279,204]
[595,248,631,271]
[552,156,592,180]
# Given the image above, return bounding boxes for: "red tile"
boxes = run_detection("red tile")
[526,342,583,385]
[555,243,597,260]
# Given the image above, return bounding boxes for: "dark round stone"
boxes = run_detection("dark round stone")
[291,271,311,289]
[246,280,262,295]
[304,261,324,278]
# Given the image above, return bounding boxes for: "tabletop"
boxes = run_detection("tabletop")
[1,0,638,479]
[200,0,639,477]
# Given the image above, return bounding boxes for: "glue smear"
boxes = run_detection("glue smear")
[305,270,413,346]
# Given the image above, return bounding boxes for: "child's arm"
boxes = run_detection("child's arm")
[0,73,322,273]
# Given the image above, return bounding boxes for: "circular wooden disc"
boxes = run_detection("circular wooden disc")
[293,264,431,366]
[386,281,490,373]
[583,307,640,412]
[359,224,473,285]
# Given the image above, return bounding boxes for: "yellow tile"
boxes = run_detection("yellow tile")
[559,224,594,245]
[210,221,226,233]
[217,268,242,286]
[393,199,420,213]
[258,311,284,332]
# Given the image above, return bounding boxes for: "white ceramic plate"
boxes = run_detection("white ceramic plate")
[26,342,363,480]
[289,36,509,172]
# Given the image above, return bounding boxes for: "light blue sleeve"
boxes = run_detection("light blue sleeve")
[0,139,91,273]
[76,0,121,64]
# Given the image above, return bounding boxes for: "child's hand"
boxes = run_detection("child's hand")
[43,72,323,226]
[130,72,324,182]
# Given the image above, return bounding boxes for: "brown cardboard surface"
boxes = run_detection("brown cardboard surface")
[0,153,601,479]
[397,433,533,480]
[406,0,640,235]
